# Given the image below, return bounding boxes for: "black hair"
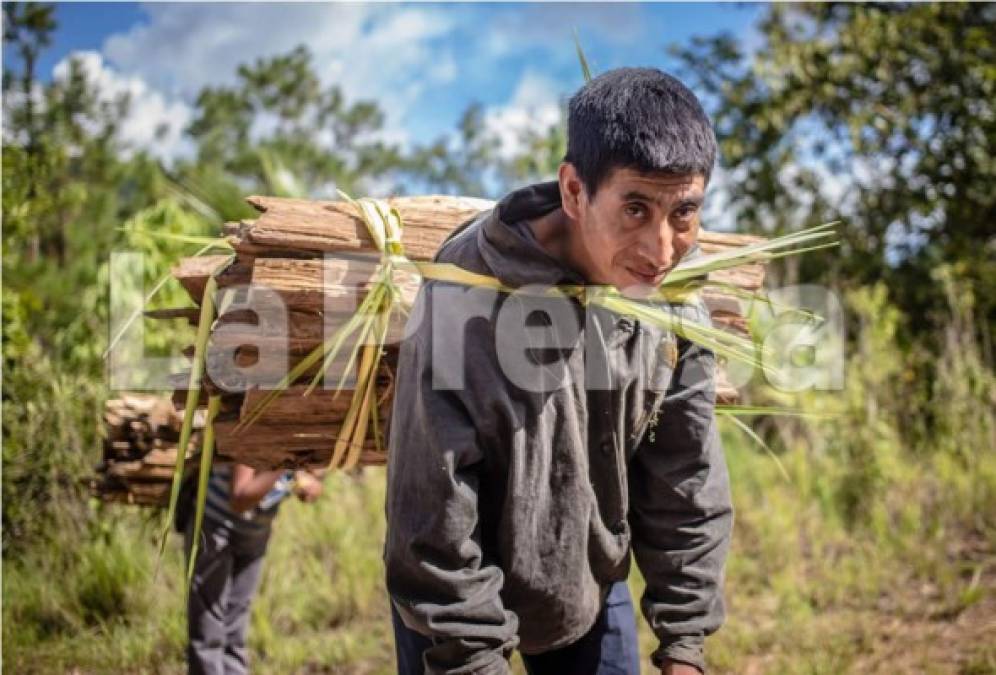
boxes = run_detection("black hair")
[564,67,717,197]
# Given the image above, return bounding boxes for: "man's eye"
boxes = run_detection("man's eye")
[674,205,698,221]
[624,204,646,219]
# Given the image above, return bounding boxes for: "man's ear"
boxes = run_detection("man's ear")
[558,162,586,221]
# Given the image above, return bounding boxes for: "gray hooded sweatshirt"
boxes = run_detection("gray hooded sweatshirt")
[384,180,733,674]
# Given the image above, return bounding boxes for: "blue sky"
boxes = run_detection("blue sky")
[6,2,762,164]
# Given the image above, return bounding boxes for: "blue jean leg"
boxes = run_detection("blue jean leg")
[390,581,640,675]
[521,581,640,675]
[391,599,435,675]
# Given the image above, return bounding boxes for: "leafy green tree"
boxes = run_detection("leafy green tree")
[670,3,996,337]
[182,43,570,201]
[2,2,55,211]
[2,19,163,369]
[1,4,214,550]
[182,44,403,197]
[405,103,503,196]
[504,112,567,188]
[408,100,567,198]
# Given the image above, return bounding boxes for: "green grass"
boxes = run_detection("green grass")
[6,437,991,674]
[2,472,394,674]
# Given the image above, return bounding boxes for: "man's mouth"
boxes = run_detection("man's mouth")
[626,267,666,286]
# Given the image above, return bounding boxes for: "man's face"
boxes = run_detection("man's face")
[562,165,705,293]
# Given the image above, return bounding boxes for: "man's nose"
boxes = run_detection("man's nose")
[639,221,675,270]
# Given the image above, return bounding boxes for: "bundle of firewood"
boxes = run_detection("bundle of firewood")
[89,394,203,506]
[157,195,766,472]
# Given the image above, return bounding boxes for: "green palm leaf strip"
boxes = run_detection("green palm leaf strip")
[663,222,838,286]
[715,404,836,419]
[185,394,221,590]
[718,410,790,481]
[688,279,826,323]
[594,291,765,370]
[402,263,700,306]
[119,228,234,249]
[574,29,593,83]
[156,259,227,568]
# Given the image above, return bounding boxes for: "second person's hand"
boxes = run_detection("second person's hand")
[293,470,323,502]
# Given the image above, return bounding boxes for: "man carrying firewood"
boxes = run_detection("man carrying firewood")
[384,68,733,675]
[181,464,324,675]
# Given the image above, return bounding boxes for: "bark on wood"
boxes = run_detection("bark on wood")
[219,446,386,472]
[171,255,233,304]
[241,194,492,260]
[239,381,394,427]
[213,419,384,467]
[247,257,420,313]
[92,395,206,506]
[172,256,252,305]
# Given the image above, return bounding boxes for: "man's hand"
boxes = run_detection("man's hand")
[293,470,323,502]
[661,661,703,675]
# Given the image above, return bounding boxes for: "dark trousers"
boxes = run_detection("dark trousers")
[391,581,641,675]
[184,516,271,675]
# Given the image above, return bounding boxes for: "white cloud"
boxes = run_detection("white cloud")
[427,51,458,86]
[48,51,195,163]
[99,4,459,151]
[484,70,565,160]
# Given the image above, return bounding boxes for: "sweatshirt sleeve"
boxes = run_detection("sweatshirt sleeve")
[384,281,519,675]
[628,305,734,673]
